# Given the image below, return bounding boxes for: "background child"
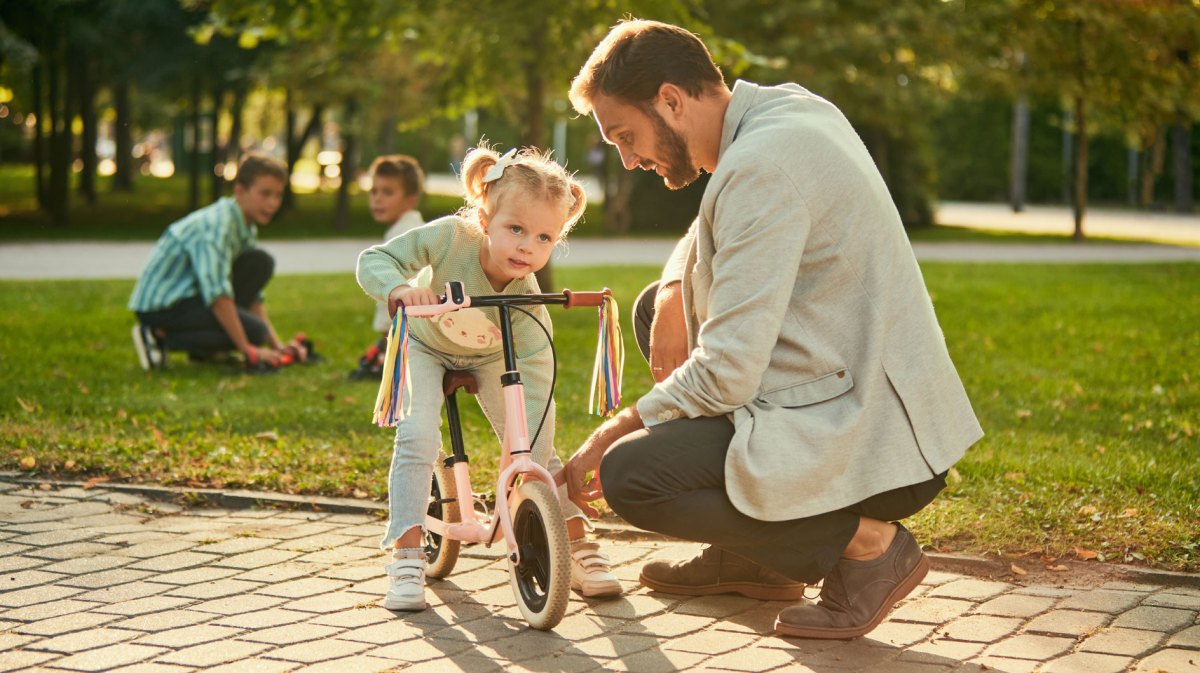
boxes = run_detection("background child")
[356,143,622,612]
[349,155,427,380]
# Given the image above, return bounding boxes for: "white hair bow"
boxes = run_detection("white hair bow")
[482,148,518,184]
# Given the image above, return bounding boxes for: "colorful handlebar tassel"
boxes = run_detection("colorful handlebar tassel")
[372,309,412,427]
[589,296,624,417]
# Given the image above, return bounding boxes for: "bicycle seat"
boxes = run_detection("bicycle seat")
[443,371,480,396]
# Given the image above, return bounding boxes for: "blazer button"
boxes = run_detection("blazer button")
[837,371,846,378]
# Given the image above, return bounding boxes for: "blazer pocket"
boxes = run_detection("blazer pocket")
[756,369,854,408]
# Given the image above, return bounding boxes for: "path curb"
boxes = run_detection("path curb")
[5,472,1196,590]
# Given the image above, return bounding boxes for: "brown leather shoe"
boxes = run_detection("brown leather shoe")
[640,546,806,601]
[774,523,928,639]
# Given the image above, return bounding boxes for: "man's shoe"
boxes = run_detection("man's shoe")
[640,546,805,601]
[131,324,165,370]
[569,540,622,598]
[382,552,427,611]
[774,523,928,639]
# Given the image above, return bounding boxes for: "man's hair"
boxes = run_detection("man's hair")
[369,154,425,198]
[569,19,724,115]
[234,152,287,189]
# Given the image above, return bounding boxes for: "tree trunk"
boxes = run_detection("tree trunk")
[1139,129,1165,208]
[1009,96,1029,213]
[210,84,224,203]
[76,52,97,205]
[32,58,47,208]
[46,26,69,227]
[1173,121,1193,213]
[188,73,201,211]
[1071,95,1087,242]
[333,96,358,231]
[283,99,323,212]
[112,80,134,192]
[227,84,246,165]
[605,167,633,235]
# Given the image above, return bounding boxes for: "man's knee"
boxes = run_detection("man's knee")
[598,433,654,520]
[235,248,275,276]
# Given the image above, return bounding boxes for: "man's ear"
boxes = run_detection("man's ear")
[657,83,685,119]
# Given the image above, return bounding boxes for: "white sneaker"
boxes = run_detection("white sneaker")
[570,541,622,598]
[131,324,164,370]
[382,554,427,611]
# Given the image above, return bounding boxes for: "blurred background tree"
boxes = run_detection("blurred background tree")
[0,0,1196,239]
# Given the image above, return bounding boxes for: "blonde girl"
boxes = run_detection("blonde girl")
[356,143,622,611]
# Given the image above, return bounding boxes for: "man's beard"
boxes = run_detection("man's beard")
[646,107,701,190]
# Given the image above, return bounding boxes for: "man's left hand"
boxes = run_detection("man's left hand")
[554,406,644,518]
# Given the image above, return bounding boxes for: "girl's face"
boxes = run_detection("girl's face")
[479,196,566,291]
[369,174,418,225]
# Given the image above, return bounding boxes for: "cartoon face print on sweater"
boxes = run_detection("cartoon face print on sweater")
[433,307,503,351]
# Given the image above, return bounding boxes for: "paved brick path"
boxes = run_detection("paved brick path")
[1,481,1197,673]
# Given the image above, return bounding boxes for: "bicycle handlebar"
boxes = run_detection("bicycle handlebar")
[402,282,611,318]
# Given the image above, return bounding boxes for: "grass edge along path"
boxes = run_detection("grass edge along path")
[1,263,1197,572]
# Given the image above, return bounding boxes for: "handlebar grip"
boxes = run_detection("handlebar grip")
[563,288,611,308]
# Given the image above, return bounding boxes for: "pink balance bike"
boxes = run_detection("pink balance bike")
[374,281,622,630]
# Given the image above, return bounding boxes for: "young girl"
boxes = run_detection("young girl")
[356,143,622,611]
[348,155,426,381]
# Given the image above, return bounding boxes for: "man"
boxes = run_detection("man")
[129,153,292,370]
[557,20,983,639]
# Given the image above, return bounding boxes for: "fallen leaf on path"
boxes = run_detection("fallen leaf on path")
[1047,565,1069,572]
[1010,563,1027,575]
[16,396,36,412]
[19,456,36,469]
[255,431,279,442]
[1078,505,1097,516]
[1118,508,1138,518]
[83,476,110,489]
[1074,547,1098,560]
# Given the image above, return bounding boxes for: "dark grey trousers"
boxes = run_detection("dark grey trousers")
[600,281,945,582]
[135,249,274,356]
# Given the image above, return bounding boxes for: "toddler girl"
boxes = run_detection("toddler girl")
[356,143,622,611]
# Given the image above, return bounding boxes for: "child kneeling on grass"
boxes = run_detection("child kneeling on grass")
[355,143,622,611]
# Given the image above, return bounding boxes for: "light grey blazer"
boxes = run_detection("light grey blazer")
[635,80,983,521]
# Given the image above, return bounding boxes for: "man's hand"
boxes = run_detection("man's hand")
[649,281,688,382]
[387,285,440,318]
[554,406,644,517]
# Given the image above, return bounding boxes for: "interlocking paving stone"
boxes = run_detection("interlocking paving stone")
[974,592,1058,618]
[213,549,304,570]
[1079,627,1167,657]
[1023,608,1111,636]
[1134,647,1200,672]
[1111,605,1196,632]
[1059,588,1146,613]
[0,599,103,623]
[0,649,57,672]
[212,609,312,630]
[12,611,119,636]
[927,579,1013,601]
[47,643,167,672]
[128,552,215,572]
[260,638,373,663]
[888,597,975,624]
[938,614,1023,642]
[164,578,266,600]
[130,624,244,647]
[111,610,215,632]
[983,633,1075,660]
[156,640,273,667]
[74,581,173,604]
[1170,624,1200,649]
[0,584,83,608]
[22,542,116,560]
[1144,592,1200,610]
[148,567,243,586]
[236,623,345,645]
[1041,651,1135,673]
[1,570,65,591]
[284,654,399,673]
[202,658,299,673]
[92,596,193,616]
[188,594,288,615]
[25,627,139,653]
[57,568,156,589]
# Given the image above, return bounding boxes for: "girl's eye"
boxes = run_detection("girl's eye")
[538,234,553,243]
[509,225,523,234]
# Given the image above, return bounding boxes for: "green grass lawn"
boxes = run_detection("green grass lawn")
[2,260,1196,567]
